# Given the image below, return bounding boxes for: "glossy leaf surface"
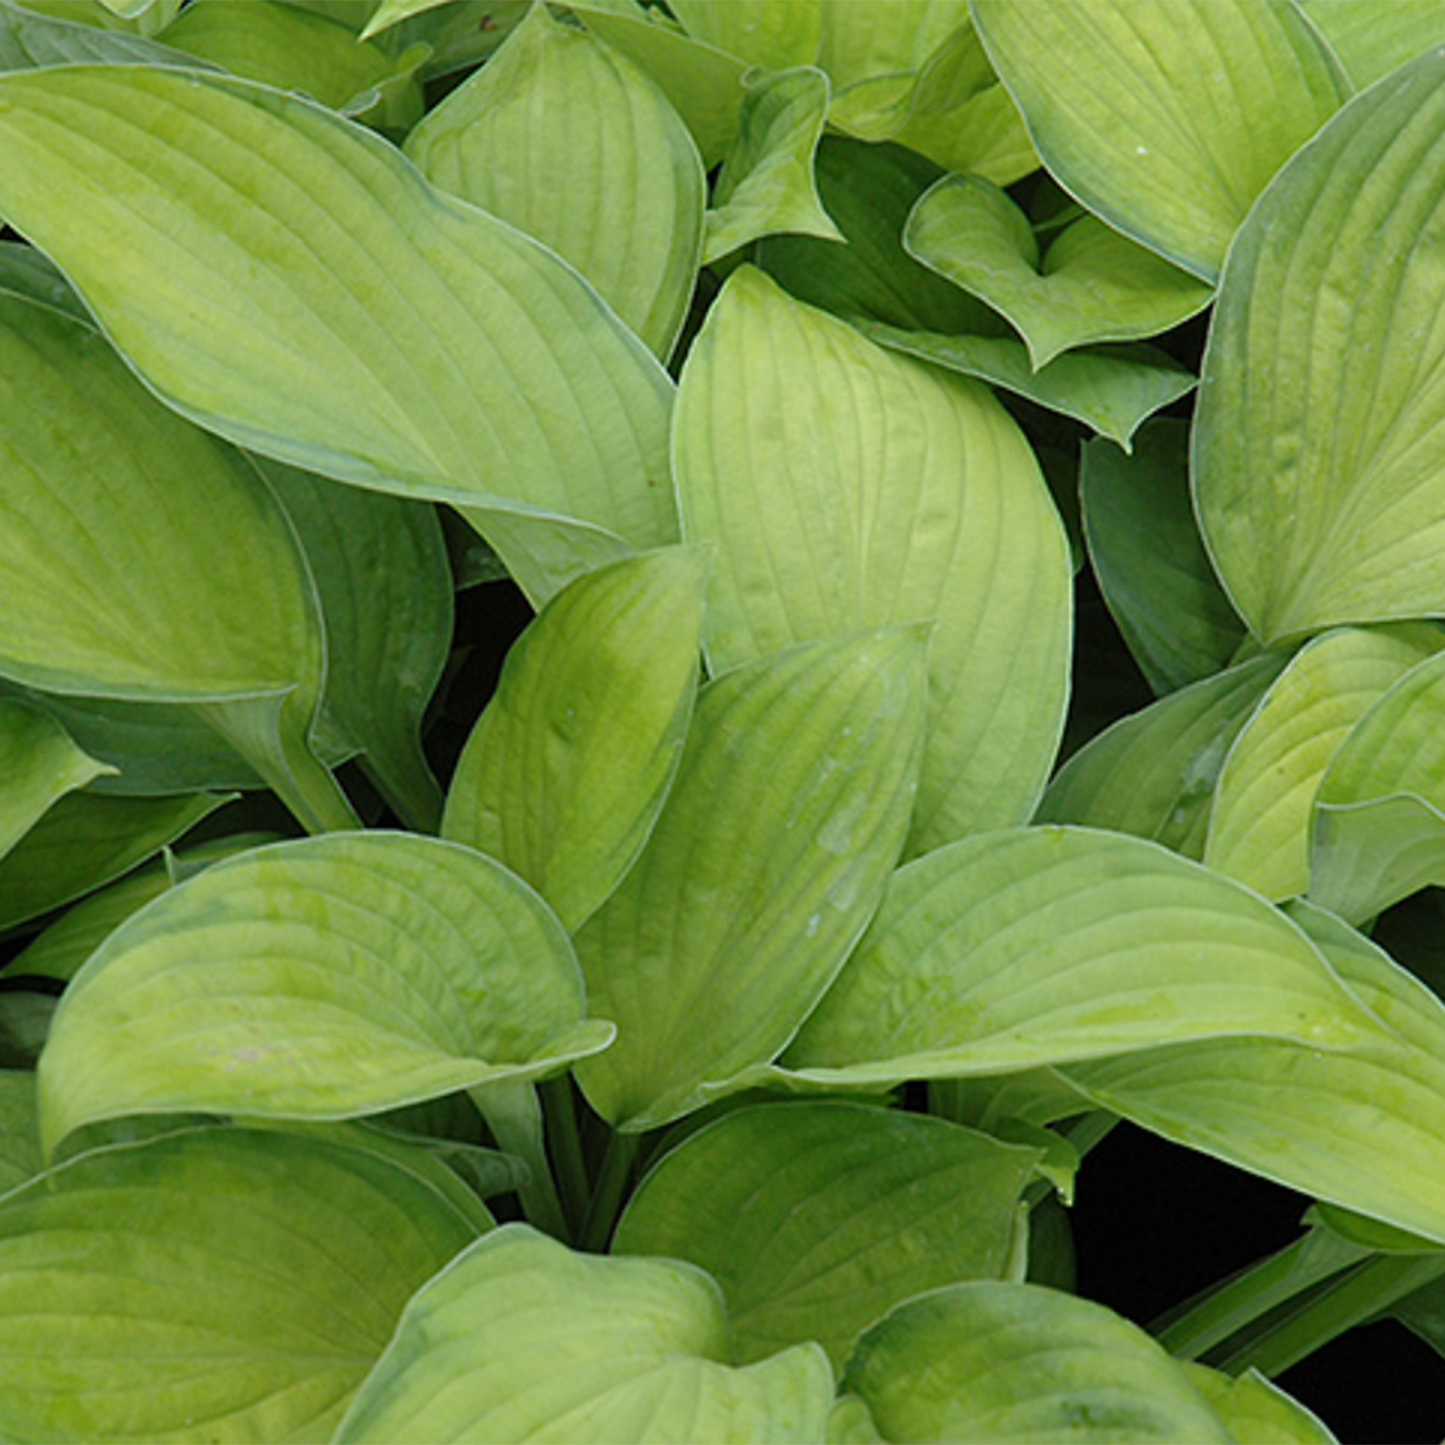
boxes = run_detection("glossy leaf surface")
[782,825,1373,1086]
[39,832,611,1155]
[676,266,1070,851]
[336,1224,835,1444]
[614,1101,1042,1368]
[442,548,707,932]
[574,629,927,1130]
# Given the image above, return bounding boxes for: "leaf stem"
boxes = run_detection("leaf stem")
[580,1131,641,1254]
[541,1076,590,1238]
[472,1080,569,1242]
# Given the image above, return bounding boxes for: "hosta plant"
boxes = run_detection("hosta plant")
[2,0,1445,1440]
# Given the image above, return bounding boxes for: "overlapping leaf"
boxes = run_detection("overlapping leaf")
[1183,1366,1338,1445]
[614,1101,1042,1369]
[573,629,928,1131]
[0,1072,41,1196]
[780,825,1374,1087]
[0,63,677,603]
[1300,0,1445,88]
[973,0,1347,281]
[442,548,707,932]
[1195,49,1445,642]
[0,0,199,68]
[38,831,612,1155]
[335,1224,835,1444]
[0,699,110,861]
[0,1127,482,1443]
[406,3,703,358]
[675,266,1070,851]
[1066,902,1445,1244]
[1206,625,1445,902]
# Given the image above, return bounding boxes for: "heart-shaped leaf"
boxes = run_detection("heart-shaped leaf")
[573,628,928,1131]
[335,1223,835,1444]
[781,825,1375,1087]
[38,831,612,1155]
[1194,49,1445,643]
[0,699,110,862]
[1035,656,1287,859]
[1080,421,1245,694]
[972,0,1347,281]
[1206,625,1445,902]
[613,1101,1044,1369]
[675,266,1070,852]
[0,63,677,604]
[443,547,707,933]
[906,175,1212,368]
[1065,901,1445,1245]
[842,1281,1232,1443]
[405,2,704,358]
[704,67,841,263]
[0,1126,482,1443]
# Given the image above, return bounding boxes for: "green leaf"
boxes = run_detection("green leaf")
[1035,656,1287,859]
[0,699,111,861]
[565,1,748,166]
[0,63,677,605]
[0,790,231,932]
[442,547,707,933]
[256,457,451,832]
[38,831,612,1156]
[0,1072,41,1196]
[1065,900,1445,1246]
[1080,420,1246,695]
[1181,1367,1338,1445]
[669,0,817,69]
[758,136,997,333]
[573,628,928,1131]
[972,0,1347,282]
[1299,0,1445,89]
[843,1281,1231,1443]
[1206,624,1445,902]
[780,825,1375,1088]
[0,0,200,68]
[675,266,1071,852]
[0,1125,482,1444]
[337,1223,834,1444]
[1195,48,1445,643]
[613,1101,1043,1370]
[906,175,1213,368]
[0,289,353,831]
[1310,648,1445,922]
[0,237,89,322]
[858,321,1196,451]
[405,2,704,358]
[704,67,841,264]
[155,0,422,124]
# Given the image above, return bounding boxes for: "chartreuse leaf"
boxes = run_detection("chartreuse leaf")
[676,266,1070,852]
[443,548,707,933]
[842,1282,1232,1443]
[1310,649,1445,923]
[405,3,704,359]
[574,629,928,1132]
[1206,625,1445,902]
[972,0,1347,282]
[0,290,353,832]
[1195,49,1445,643]
[155,0,423,125]
[1066,901,1445,1245]
[1182,1366,1338,1444]
[613,1101,1044,1369]
[0,0,200,68]
[0,1072,41,1195]
[669,0,817,69]
[858,322,1195,451]
[564,1,748,167]
[0,699,110,860]
[0,64,676,605]
[906,176,1212,369]
[1299,0,1445,88]
[0,237,89,321]
[255,457,451,832]
[704,67,841,264]
[0,790,230,932]
[1080,421,1245,695]
[1035,656,1287,859]
[336,1224,834,1444]
[779,826,1374,1089]
[37,832,612,1157]
[0,1126,482,1444]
